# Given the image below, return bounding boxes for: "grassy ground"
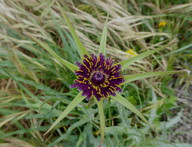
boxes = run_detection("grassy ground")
[0,0,192,146]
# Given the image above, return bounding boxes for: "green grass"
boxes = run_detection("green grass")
[0,0,192,146]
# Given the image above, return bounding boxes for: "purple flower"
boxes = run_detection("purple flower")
[70,53,124,101]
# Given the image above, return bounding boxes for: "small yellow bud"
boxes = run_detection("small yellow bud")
[126,49,138,57]
[158,21,167,27]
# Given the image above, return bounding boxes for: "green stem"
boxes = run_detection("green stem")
[95,98,105,144]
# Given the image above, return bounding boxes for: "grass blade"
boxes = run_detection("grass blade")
[47,116,90,147]
[57,2,89,59]
[30,36,78,72]
[45,92,85,135]
[98,14,109,56]
[111,93,152,128]
[163,42,192,56]
[124,70,185,84]
[95,98,105,144]
[119,41,177,71]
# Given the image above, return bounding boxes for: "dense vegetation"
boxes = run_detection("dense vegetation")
[0,0,192,146]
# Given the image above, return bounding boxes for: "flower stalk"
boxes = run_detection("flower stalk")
[95,98,105,144]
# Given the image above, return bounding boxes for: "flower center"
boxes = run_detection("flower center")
[91,72,105,85]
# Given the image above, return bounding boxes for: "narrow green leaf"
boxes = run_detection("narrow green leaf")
[98,14,109,56]
[30,36,78,72]
[163,42,192,56]
[45,92,85,135]
[47,116,90,147]
[119,41,177,70]
[124,71,185,84]
[57,2,89,59]
[111,93,152,128]
[95,98,105,144]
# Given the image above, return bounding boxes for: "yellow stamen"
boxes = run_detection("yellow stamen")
[83,63,90,72]
[111,67,116,72]
[76,80,86,84]
[84,58,92,67]
[76,70,83,72]
[110,86,116,91]
[109,88,114,93]
[95,57,100,67]
[115,84,120,88]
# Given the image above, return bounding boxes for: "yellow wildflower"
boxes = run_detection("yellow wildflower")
[158,21,167,27]
[126,49,138,57]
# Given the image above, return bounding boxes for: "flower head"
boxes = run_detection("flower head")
[70,53,124,101]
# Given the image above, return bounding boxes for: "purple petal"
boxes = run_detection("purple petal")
[82,89,91,98]
[78,84,90,91]
[75,62,81,67]
[70,83,80,88]
[75,70,89,78]
[114,64,121,72]
[99,53,105,63]
[95,94,101,101]
[84,55,88,58]
[101,89,108,98]
[112,72,120,77]
[114,86,122,92]
[111,92,116,96]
